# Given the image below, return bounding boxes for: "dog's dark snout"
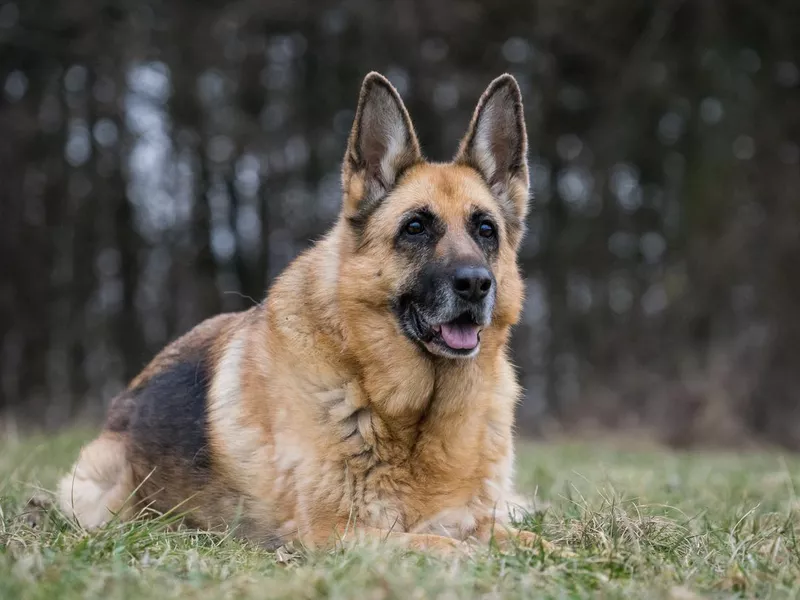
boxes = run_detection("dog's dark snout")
[452,266,493,302]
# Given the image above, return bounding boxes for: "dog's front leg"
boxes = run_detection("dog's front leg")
[302,524,470,555]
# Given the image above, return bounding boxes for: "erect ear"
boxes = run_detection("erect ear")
[454,74,529,224]
[342,72,423,223]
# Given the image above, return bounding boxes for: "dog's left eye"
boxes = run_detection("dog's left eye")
[405,220,425,235]
[478,221,496,238]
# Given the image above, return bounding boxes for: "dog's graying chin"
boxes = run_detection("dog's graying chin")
[394,281,497,359]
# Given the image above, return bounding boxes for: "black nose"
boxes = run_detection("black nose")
[452,266,493,302]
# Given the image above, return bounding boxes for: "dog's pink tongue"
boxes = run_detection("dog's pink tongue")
[439,323,480,350]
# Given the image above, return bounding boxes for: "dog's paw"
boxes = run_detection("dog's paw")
[483,528,575,558]
[403,533,473,556]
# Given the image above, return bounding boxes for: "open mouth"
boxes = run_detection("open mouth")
[430,313,482,352]
[396,298,487,359]
[412,310,482,358]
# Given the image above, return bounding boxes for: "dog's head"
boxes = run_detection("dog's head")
[338,72,529,360]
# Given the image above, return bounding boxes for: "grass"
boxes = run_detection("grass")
[2,431,800,599]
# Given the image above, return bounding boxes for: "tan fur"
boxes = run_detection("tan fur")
[57,433,135,529]
[58,73,549,554]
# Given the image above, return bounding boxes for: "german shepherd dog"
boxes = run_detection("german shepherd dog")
[57,72,546,554]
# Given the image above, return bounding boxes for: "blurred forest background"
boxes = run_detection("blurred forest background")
[1,0,799,448]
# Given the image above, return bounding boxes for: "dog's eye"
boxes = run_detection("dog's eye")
[405,220,425,235]
[478,221,495,238]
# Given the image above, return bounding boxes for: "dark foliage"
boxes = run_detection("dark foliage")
[1,0,798,446]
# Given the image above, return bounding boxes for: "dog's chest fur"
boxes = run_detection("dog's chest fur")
[249,364,517,540]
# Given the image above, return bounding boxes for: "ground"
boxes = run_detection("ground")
[1,430,799,599]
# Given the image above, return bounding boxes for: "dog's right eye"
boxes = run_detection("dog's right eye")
[405,220,425,235]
